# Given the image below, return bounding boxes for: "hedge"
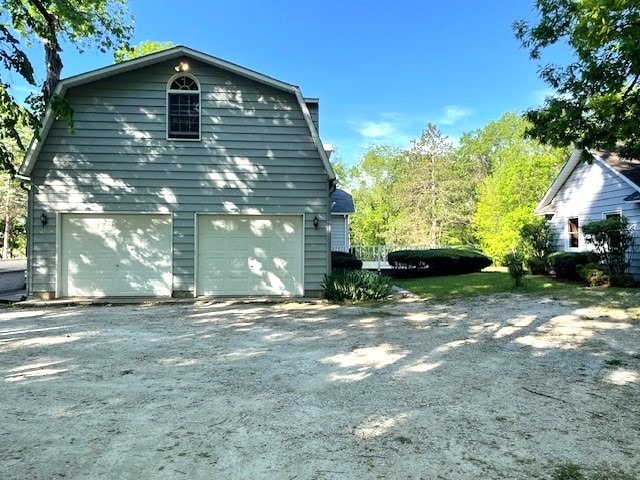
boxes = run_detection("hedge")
[547,251,599,280]
[331,251,363,271]
[386,248,492,278]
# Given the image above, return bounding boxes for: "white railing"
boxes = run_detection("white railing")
[350,245,439,262]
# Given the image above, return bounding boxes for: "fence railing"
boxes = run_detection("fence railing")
[350,245,439,262]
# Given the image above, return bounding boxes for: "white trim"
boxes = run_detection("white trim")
[565,215,581,251]
[56,212,173,298]
[194,212,305,297]
[591,153,640,194]
[166,72,202,141]
[602,210,622,220]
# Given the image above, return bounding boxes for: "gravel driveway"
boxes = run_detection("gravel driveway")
[1,296,639,479]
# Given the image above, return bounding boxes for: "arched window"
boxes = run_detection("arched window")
[167,74,200,140]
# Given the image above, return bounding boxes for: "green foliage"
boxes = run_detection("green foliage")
[514,1,640,157]
[322,270,392,301]
[468,114,566,262]
[527,257,547,275]
[503,250,526,286]
[520,218,553,261]
[0,0,134,173]
[577,263,610,287]
[114,40,174,62]
[582,216,635,286]
[331,251,362,271]
[387,124,476,246]
[548,251,599,280]
[552,463,584,480]
[349,146,405,245]
[387,248,492,278]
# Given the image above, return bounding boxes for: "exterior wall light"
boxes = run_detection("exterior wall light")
[174,61,189,72]
[40,212,48,227]
[313,215,319,229]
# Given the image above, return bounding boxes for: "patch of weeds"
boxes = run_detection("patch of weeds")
[604,358,625,367]
[394,435,412,445]
[551,464,635,480]
[552,464,584,480]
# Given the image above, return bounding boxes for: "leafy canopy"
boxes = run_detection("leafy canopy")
[514,0,640,156]
[0,0,133,174]
[114,40,174,62]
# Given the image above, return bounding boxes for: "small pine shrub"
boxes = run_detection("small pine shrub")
[577,263,609,287]
[386,248,492,278]
[331,251,363,271]
[322,270,393,301]
[504,250,526,286]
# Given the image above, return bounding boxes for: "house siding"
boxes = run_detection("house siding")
[546,159,640,279]
[29,58,331,296]
[330,215,348,252]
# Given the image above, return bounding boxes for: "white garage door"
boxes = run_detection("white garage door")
[60,214,172,297]
[197,214,303,296]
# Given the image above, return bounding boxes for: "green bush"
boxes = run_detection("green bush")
[504,250,526,286]
[386,248,492,278]
[526,257,547,275]
[331,251,362,271]
[577,263,610,286]
[322,270,393,301]
[547,251,599,280]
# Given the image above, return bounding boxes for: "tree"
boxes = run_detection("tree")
[114,40,174,62]
[514,1,640,157]
[349,146,405,245]
[469,114,567,262]
[388,124,473,246]
[0,123,30,257]
[0,0,133,174]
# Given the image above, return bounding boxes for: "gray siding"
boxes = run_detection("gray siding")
[30,58,330,296]
[546,159,640,279]
[330,215,349,252]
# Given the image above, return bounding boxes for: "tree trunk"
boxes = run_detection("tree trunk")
[2,210,10,259]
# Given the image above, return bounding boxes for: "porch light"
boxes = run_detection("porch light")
[313,215,319,229]
[40,212,48,227]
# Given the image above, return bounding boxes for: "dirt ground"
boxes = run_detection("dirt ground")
[1,295,639,480]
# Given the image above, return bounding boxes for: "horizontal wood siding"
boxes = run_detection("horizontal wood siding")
[330,216,348,252]
[547,160,640,279]
[30,58,330,295]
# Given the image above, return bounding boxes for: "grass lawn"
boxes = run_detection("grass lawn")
[391,267,640,312]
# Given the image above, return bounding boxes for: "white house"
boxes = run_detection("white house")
[535,148,640,279]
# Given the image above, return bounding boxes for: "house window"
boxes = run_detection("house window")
[568,217,579,248]
[604,212,622,250]
[167,74,200,140]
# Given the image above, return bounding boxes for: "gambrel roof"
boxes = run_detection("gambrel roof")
[18,45,334,181]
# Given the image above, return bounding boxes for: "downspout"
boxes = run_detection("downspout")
[19,181,32,298]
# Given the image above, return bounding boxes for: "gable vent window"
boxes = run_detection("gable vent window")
[167,74,200,140]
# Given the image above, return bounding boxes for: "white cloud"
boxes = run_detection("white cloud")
[356,121,396,138]
[438,106,474,125]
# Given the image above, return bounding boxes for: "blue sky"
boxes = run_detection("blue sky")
[13,0,570,166]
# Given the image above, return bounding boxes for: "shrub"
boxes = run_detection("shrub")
[577,263,610,287]
[520,219,553,262]
[526,257,547,275]
[386,248,492,278]
[547,251,599,280]
[582,216,635,286]
[331,251,362,271]
[504,250,526,286]
[322,270,393,301]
